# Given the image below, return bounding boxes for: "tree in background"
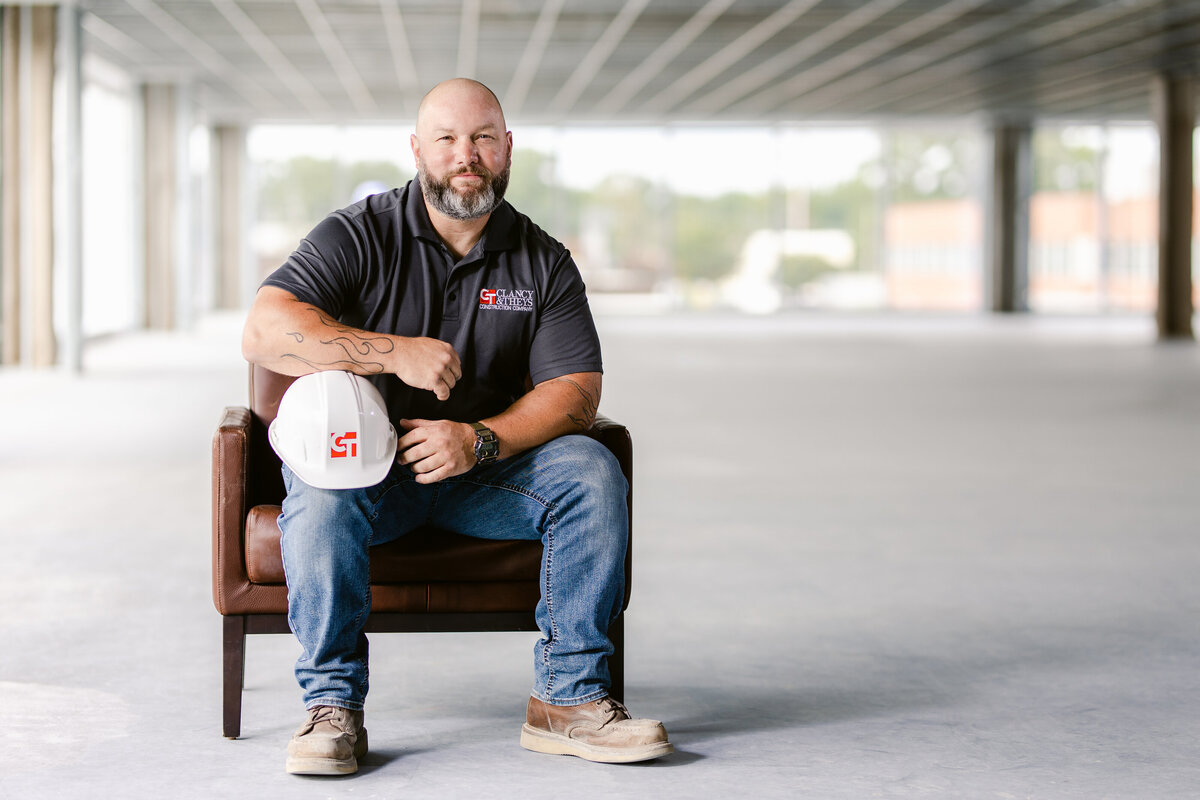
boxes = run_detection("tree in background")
[1032,128,1100,192]
[256,157,413,228]
[674,191,772,283]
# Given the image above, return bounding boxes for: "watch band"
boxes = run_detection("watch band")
[471,422,499,465]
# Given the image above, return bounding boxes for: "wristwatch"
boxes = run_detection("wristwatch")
[471,422,499,465]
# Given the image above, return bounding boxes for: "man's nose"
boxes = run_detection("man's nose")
[454,138,479,164]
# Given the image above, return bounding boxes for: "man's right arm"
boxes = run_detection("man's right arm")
[241,286,461,401]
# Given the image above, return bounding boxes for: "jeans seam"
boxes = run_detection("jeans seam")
[352,523,375,701]
[541,511,558,697]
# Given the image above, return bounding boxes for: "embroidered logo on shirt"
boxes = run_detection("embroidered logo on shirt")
[479,288,534,312]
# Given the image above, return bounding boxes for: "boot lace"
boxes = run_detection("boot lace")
[595,696,631,724]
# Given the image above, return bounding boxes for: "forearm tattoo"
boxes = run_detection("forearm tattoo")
[550,377,599,431]
[280,309,395,374]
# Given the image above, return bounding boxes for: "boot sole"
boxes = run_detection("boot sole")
[285,755,359,775]
[520,724,674,763]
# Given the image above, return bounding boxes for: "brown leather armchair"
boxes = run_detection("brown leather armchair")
[212,365,633,738]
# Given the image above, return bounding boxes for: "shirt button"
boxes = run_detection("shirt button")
[448,292,457,302]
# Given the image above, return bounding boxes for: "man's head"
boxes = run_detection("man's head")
[411,79,512,222]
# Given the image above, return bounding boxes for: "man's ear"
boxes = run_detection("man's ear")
[410,133,421,166]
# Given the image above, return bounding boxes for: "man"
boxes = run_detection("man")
[241,78,672,774]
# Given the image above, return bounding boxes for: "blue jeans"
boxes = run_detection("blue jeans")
[278,434,628,711]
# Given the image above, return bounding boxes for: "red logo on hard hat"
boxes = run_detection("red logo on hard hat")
[330,432,358,458]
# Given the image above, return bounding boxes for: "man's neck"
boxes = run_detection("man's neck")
[425,202,490,261]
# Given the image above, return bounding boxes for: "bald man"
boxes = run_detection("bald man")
[243,79,672,774]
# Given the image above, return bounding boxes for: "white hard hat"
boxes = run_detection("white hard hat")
[268,371,398,490]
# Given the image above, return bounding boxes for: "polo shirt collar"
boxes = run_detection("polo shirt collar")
[405,178,519,254]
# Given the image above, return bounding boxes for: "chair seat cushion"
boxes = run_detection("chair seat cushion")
[245,505,543,585]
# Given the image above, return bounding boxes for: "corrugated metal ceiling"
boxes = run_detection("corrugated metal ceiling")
[78,0,1200,123]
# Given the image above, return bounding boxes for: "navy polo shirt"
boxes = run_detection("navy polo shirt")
[262,179,603,424]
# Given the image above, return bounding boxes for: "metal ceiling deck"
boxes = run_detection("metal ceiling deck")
[76,0,1200,124]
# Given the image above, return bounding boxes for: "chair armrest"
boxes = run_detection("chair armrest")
[586,414,632,478]
[212,406,251,614]
[585,413,633,608]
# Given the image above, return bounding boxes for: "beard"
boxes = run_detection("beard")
[418,159,510,221]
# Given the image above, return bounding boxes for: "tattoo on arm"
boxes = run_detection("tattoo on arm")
[280,309,395,374]
[550,377,599,431]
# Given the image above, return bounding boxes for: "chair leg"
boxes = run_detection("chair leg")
[608,613,625,703]
[222,615,246,739]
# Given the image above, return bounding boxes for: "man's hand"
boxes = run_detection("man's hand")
[397,419,475,484]
[394,339,462,401]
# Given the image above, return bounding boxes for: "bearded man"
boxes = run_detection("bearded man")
[241,78,672,775]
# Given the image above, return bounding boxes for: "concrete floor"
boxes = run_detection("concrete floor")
[3,310,1199,799]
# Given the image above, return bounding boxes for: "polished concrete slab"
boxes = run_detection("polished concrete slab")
[2,311,1199,799]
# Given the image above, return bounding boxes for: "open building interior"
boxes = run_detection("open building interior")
[2,2,1200,797]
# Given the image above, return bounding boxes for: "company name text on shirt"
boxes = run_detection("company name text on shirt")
[479,288,534,312]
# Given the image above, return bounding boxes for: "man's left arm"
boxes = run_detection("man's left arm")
[397,371,601,485]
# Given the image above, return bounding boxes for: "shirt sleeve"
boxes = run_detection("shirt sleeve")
[528,249,604,384]
[260,212,364,318]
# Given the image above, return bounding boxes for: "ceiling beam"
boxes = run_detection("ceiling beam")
[595,0,734,115]
[209,0,326,117]
[295,0,376,116]
[379,0,420,115]
[457,0,480,79]
[550,0,651,115]
[81,14,152,62]
[793,0,1073,115]
[638,0,821,115]
[504,0,563,117]
[123,0,275,109]
[927,18,1200,117]
[724,0,993,117]
[877,0,1163,114]
[686,0,908,115]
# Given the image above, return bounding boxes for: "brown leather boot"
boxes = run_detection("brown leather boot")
[521,696,673,763]
[285,705,368,775]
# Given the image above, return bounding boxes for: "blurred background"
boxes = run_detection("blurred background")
[2,0,1198,361]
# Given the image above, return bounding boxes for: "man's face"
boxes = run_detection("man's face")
[412,83,513,221]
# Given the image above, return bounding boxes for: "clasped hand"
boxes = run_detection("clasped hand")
[393,337,462,401]
[396,419,475,484]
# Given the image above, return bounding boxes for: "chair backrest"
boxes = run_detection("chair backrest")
[246,365,298,507]
[249,364,298,424]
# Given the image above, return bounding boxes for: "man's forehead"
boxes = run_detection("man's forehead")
[427,119,502,133]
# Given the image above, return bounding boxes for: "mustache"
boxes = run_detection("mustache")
[450,164,492,179]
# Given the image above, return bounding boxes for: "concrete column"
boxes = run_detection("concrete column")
[2,6,20,365]
[214,125,248,310]
[1151,74,1195,340]
[143,83,177,330]
[28,5,55,365]
[0,5,57,366]
[56,2,83,372]
[988,123,1031,313]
